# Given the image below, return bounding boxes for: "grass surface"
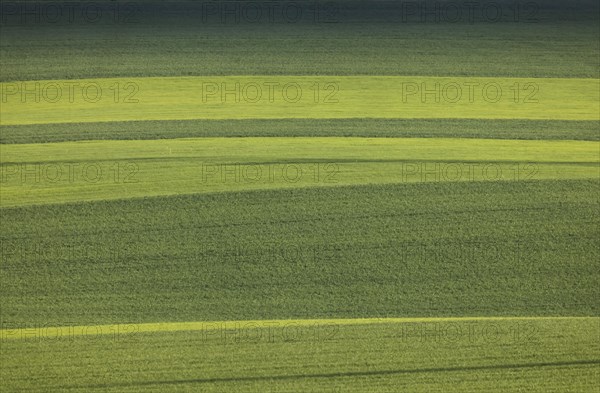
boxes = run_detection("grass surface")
[1,0,598,391]
[1,119,599,144]
[1,137,598,206]
[2,76,598,125]
[3,316,594,340]
[2,180,598,324]
[1,1,599,81]
[1,318,598,392]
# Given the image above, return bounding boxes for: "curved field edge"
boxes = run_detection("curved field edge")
[2,180,598,324]
[1,137,598,207]
[1,318,598,392]
[1,76,598,125]
[1,161,597,208]
[1,316,597,340]
[2,119,599,144]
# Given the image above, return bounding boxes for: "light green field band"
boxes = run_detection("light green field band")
[1,76,598,125]
[1,316,596,340]
[1,137,598,207]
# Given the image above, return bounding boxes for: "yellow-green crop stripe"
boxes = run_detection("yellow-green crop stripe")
[1,316,597,340]
[1,76,598,125]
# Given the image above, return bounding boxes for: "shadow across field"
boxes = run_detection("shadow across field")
[65,359,600,389]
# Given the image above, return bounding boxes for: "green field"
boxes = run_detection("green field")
[1,118,599,144]
[1,137,598,206]
[1,76,599,125]
[1,0,599,392]
[1,1,598,81]
[2,318,598,392]
[2,179,599,324]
